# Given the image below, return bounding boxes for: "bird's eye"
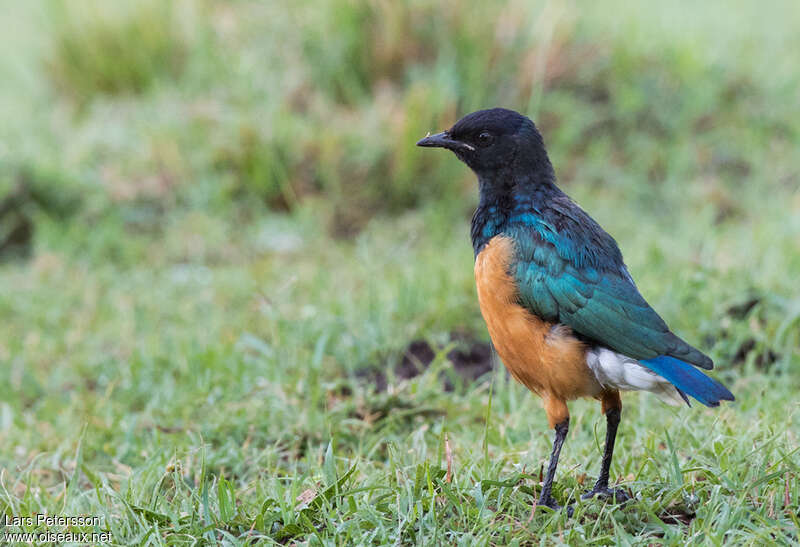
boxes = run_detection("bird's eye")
[477,131,493,145]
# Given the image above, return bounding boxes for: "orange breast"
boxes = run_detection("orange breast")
[474,235,602,402]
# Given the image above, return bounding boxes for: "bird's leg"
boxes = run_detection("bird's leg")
[582,391,630,503]
[537,397,572,514]
[538,417,570,512]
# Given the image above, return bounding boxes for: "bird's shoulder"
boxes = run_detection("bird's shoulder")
[506,191,628,278]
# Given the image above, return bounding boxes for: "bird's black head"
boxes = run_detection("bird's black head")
[416,108,553,183]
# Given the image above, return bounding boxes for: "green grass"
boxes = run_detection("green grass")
[1,0,799,544]
[45,0,195,106]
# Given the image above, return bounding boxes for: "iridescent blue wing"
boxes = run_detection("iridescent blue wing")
[505,205,713,370]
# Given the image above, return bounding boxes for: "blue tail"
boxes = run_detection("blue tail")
[641,355,734,407]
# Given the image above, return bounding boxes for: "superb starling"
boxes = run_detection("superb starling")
[417,108,733,512]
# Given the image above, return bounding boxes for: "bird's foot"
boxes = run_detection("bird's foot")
[537,496,574,517]
[580,486,631,503]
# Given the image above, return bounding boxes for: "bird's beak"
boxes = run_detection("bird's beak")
[416,131,475,152]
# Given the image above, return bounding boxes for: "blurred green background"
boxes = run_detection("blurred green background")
[1,1,798,544]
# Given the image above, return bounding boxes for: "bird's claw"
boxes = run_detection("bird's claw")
[537,496,574,517]
[580,486,631,503]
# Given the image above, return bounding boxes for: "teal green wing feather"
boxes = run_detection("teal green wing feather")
[508,223,713,369]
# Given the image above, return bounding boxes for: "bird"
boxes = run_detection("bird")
[417,108,734,512]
